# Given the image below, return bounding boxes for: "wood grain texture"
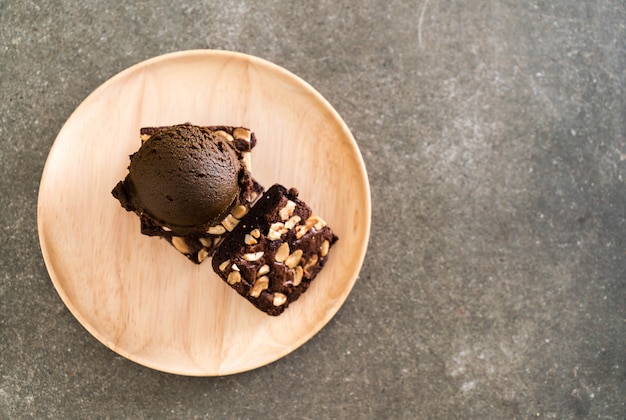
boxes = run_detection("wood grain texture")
[37,50,370,376]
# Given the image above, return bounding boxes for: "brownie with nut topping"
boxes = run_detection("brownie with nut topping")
[212,184,338,316]
[112,124,263,264]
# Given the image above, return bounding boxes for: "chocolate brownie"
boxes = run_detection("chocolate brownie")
[114,125,263,263]
[212,184,338,315]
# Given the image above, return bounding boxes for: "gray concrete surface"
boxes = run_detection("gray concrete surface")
[2,1,625,418]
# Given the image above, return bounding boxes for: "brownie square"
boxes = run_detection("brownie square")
[114,124,263,264]
[212,184,338,316]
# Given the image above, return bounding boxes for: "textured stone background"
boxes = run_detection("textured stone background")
[1,1,625,418]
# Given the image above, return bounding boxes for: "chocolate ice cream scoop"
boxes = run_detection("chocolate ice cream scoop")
[113,124,243,234]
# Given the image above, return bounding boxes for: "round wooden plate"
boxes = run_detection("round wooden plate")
[37,50,370,376]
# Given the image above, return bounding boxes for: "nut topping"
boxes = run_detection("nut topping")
[305,215,326,230]
[171,237,190,254]
[272,293,287,306]
[233,127,251,142]
[199,237,213,248]
[285,249,303,268]
[231,205,248,219]
[244,234,257,245]
[270,222,285,231]
[295,225,309,239]
[218,260,230,272]
[222,214,239,232]
[243,251,264,262]
[275,242,290,262]
[241,152,252,172]
[249,276,269,298]
[257,264,270,277]
[320,240,330,257]
[250,229,261,238]
[268,222,286,241]
[279,200,296,221]
[267,229,282,241]
[246,190,259,203]
[197,248,209,263]
[207,224,227,235]
[284,215,301,230]
[214,130,234,141]
[291,266,304,286]
[303,254,319,273]
[227,270,241,285]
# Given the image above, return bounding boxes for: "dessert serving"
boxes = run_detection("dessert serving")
[112,124,263,263]
[212,184,338,316]
[39,50,369,374]
[112,123,337,315]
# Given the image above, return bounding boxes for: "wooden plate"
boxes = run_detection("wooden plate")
[37,50,370,376]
